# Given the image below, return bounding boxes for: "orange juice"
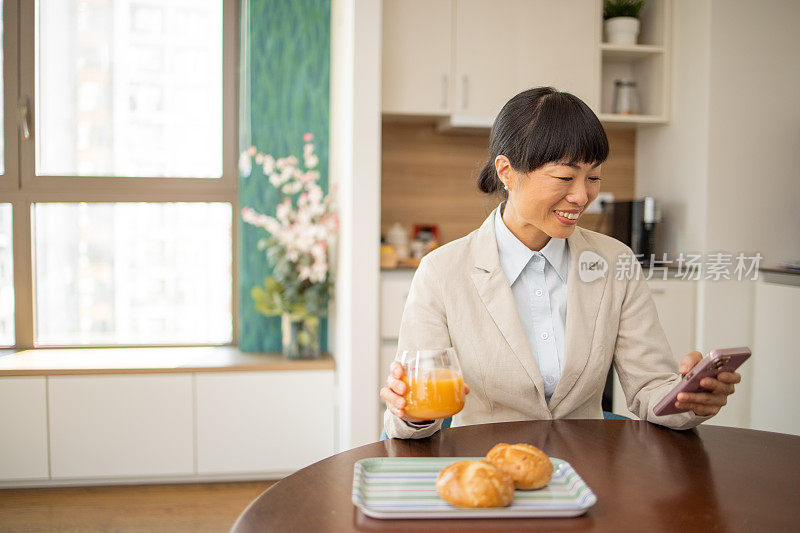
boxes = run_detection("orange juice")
[402,368,465,420]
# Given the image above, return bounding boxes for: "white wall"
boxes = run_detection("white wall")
[330,0,382,450]
[703,0,800,428]
[706,0,800,266]
[637,0,800,429]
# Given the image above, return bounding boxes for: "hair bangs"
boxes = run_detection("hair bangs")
[518,92,609,172]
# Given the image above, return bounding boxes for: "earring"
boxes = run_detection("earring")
[503,183,509,192]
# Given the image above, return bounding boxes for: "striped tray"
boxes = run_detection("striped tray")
[352,456,597,519]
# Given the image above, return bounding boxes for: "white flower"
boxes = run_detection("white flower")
[298,264,313,281]
[243,139,337,294]
[262,155,275,174]
[310,260,328,283]
[276,199,292,224]
[311,241,326,261]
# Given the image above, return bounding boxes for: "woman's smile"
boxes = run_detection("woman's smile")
[554,209,581,225]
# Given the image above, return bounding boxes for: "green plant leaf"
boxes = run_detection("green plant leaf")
[603,0,645,19]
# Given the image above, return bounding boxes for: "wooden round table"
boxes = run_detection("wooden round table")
[231,420,800,532]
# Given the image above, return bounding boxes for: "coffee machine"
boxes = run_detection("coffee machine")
[604,197,659,265]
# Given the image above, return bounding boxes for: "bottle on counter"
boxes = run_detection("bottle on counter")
[386,222,410,260]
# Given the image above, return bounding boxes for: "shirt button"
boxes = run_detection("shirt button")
[545,376,555,385]
[535,289,544,297]
[540,332,549,340]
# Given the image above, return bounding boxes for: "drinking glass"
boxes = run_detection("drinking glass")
[396,348,466,420]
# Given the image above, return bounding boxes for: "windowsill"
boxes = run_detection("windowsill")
[0,346,335,377]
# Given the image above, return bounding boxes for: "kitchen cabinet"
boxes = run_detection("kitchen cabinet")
[380,269,415,339]
[382,0,599,122]
[454,0,598,119]
[48,374,195,479]
[196,371,336,475]
[379,270,415,426]
[612,278,696,419]
[0,377,49,481]
[750,277,800,436]
[1,367,337,486]
[382,0,673,126]
[382,0,453,115]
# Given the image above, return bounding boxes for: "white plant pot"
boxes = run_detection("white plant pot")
[604,16,640,45]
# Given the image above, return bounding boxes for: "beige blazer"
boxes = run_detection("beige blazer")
[384,208,710,439]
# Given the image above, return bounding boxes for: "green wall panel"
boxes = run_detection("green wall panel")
[239,0,330,353]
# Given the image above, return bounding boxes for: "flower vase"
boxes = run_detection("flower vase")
[281,313,321,360]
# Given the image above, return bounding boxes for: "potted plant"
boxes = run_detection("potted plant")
[240,133,338,359]
[603,0,646,45]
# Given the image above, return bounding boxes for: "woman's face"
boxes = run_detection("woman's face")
[496,156,602,247]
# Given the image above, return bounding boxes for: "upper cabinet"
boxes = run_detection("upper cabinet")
[454,0,598,120]
[382,0,454,116]
[382,0,671,127]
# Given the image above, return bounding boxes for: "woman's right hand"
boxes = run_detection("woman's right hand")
[379,361,470,423]
[380,361,428,423]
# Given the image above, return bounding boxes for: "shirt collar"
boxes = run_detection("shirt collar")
[494,205,569,284]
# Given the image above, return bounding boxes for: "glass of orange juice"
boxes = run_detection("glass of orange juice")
[397,348,466,420]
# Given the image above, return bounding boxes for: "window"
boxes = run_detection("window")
[0,204,12,346]
[37,0,222,177]
[1,0,238,348]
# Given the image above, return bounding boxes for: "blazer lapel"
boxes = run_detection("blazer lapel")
[548,227,609,410]
[469,210,547,402]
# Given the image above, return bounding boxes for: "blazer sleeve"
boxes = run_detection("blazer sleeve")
[383,255,452,439]
[612,259,713,430]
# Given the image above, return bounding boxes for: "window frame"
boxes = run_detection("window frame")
[2,0,240,349]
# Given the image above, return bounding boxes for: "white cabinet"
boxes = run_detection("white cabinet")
[751,279,800,436]
[645,278,697,362]
[454,0,598,118]
[48,374,194,479]
[382,0,453,115]
[612,278,696,418]
[380,270,415,339]
[379,270,415,380]
[379,270,415,426]
[196,371,335,475]
[0,377,49,480]
[382,0,600,121]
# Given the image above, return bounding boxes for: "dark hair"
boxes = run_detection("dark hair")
[477,87,609,197]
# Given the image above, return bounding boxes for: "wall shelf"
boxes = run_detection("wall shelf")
[599,0,671,121]
[600,43,665,62]
[599,113,668,126]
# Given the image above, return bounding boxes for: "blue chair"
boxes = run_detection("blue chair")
[380,412,628,440]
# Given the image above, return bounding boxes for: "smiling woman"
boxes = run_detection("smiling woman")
[380,87,743,439]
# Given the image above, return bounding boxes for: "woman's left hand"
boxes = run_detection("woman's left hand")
[674,351,742,416]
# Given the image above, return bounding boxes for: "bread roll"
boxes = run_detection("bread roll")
[435,460,515,508]
[485,443,553,489]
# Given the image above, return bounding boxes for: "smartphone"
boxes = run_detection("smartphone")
[653,347,751,416]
